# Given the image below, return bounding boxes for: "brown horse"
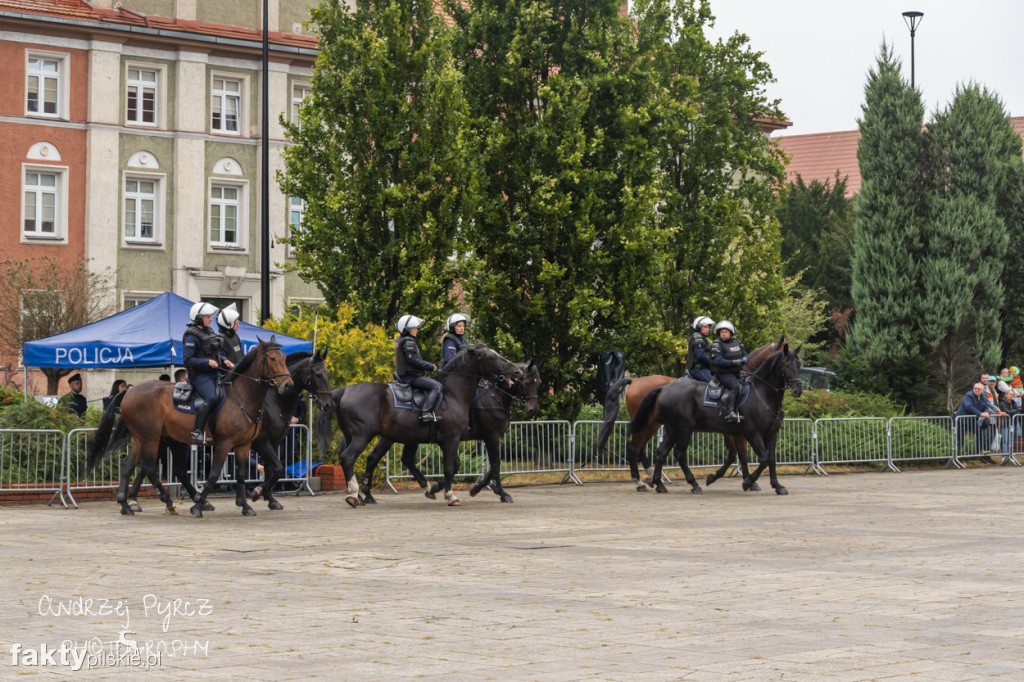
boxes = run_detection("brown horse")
[595,337,786,493]
[87,338,294,517]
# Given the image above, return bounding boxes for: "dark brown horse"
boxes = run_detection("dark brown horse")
[123,350,332,513]
[319,344,521,508]
[87,338,294,517]
[595,337,786,493]
[340,361,541,505]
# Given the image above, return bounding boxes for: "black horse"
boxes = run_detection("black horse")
[339,361,541,505]
[629,343,803,495]
[321,344,521,508]
[123,351,333,513]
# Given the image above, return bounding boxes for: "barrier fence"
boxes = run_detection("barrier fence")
[3,416,1023,507]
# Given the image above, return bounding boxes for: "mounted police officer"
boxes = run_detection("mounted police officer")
[440,312,469,369]
[710,320,748,423]
[183,302,233,444]
[686,315,714,382]
[216,304,244,366]
[395,314,442,422]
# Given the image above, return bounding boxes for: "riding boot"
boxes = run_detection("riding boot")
[724,390,742,423]
[191,403,213,444]
[419,388,441,422]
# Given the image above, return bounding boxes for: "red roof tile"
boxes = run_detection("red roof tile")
[778,116,1024,197]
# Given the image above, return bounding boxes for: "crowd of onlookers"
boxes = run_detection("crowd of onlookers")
[955,367,1023,462]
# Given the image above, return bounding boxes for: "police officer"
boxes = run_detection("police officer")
[710,320,748,423]
[183,302,231,444]
[440,312,469,369]
[395,314,442,422]
[686,315,714,382]
[216,304,244,366]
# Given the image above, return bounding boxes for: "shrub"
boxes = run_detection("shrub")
[783,389,906,420]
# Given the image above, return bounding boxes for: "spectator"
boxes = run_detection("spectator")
[102,379,127,411]
[158,373,171,382]
[1010,366,1023,394]
[996,381,1019,461]
[955,383,992,460]
[65,373,87,417]
[173,368,187,383]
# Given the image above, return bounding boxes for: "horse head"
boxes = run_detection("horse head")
[469,344,523,384]
[515,360,542,418]
[259,336,294,395]
[780,342,803,398]
[308,349,334,410]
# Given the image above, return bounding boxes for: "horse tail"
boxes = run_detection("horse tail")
[86,392,129,474]
[595,377,631,457]
[314,387,345,459]
[629,386,664,436]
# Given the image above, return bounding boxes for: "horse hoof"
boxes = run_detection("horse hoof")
[362,494,376,505]
[128,501,142,513]
[120,507,134,516]
[655,484,668,494]
[203,502,215,511]
[165,506,178,515]
[447,498,462,507]
[424,490,436,500]
[242,507,257,517]
[705,474,717,486]
[190,506,203,518]
[250,488,262,502]
[469,486,482,497]
[268,500,284,511]
[643,476,655,487]
[500,494,514,503]
[776,487,789,496]
[748,482,761,492]
[345,496,360,509]
[690,486,703,495]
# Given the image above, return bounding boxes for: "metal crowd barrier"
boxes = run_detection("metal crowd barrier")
[0,428,67,507]
[888,416,954,472]
[569,420,667,484]
[814,417,893,472]
[190,424,315,496]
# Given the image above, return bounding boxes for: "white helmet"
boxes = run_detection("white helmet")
[189,301,219,324]
[692,316,714,331]
[446,312,469,333]
[396,314,424,334]
[217,303,240,330]
[714,320,736,335]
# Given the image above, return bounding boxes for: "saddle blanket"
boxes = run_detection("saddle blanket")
[388,383,443,412]
[172,383,226,415]
[702,383,750,409]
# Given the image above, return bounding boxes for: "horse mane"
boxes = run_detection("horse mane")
[287,351,312,364]
[286,351,314,389]
[227,346,259,378]
[435,343,487,380]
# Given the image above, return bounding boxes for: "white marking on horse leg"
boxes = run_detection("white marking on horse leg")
[347,476,360,497]
[444,490,459,503]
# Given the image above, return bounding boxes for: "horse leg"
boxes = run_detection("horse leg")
[254,440,286,511]
[673,443,702,494]
[765,433,787,496]
[231,446,257,516]
[170,441,213,510]
[641,425,659,487]
[127,468,144,513]
[734,439,760,492]
[439,437,462,506]
[473,433,512,503]
[359,439,393,505]
[117,445,141,516]
[339,435,372,509]
[625,437,647,491]
[191,443,230,517]
[140,457,177,515]
[743,434,770,492]
[650,429,677,494]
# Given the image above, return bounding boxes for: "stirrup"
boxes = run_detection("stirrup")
[725,411,743,423]
[419,412,439,423]
[190,430,210,445]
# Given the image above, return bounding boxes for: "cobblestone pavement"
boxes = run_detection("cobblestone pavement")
[2,467,1023,680]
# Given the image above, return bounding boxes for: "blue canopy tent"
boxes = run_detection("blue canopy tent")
[23,292,312,368]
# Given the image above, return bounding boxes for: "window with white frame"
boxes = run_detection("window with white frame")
[288,196,306,257]
[210,184,242,248]
[291,83,311,126]
[26,54,62,117]
[124,177,158,242]
[126,66,158,126]
[123,294,155,310]
[211,77,241,134]
[23,169,60,238]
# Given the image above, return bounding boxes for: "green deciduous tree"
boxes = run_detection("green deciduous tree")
[279,0,473,328]
[446,0,669,418]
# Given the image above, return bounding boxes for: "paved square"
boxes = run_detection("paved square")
[2,467,1022,679]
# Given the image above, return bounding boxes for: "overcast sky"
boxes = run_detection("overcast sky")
[703,0,1024,138]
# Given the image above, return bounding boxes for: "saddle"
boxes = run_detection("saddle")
[172,381,225,415]
[388,381,442,412]
[702,378,750,409]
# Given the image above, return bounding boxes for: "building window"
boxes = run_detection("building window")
[126,67,158,126]
[124,177,158,242]
[291,83,311,126]
[123,293,155,310]
[288,196,306,257]
[26,54,62,117]
[210,184,241,248]
[23,170,59,238]
[211,77,241,134]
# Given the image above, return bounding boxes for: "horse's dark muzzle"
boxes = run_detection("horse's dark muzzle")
[277,378,295,395]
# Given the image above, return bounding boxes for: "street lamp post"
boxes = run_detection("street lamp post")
[260,0,270,323]
[902,11,923,89]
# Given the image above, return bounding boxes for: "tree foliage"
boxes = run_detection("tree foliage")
[0,257,116,394]
[279,0,473,328]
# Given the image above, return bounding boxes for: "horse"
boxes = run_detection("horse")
[595,337,786,493]
[319,343,522,508]
[338,361,541,505]
[87,338,294,517]
[122,350,332,513]
[630,343,803,495]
